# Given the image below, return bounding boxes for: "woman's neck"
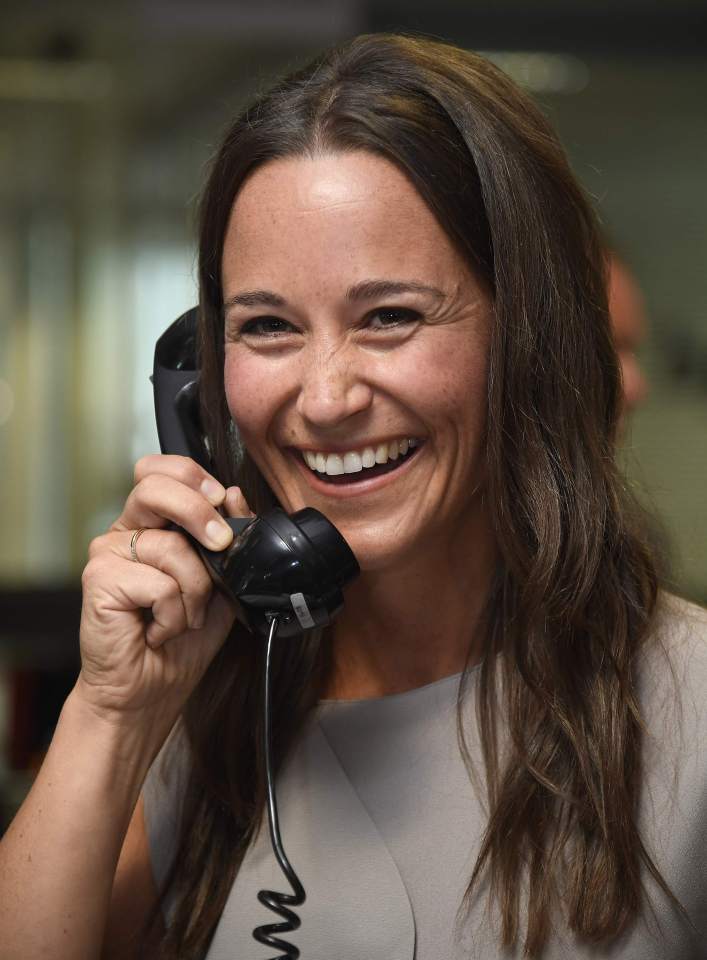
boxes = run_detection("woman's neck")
[323,510,498,700]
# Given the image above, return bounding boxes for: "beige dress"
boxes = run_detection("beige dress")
[143,597,707,958]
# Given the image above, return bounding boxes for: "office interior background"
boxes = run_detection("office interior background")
[1,0,706,826]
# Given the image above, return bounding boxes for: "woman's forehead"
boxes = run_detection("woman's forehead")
[222,152,473,295]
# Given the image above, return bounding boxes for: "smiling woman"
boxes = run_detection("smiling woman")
[1,31,705,960]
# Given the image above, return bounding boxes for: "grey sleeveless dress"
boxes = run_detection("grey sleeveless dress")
[143,598,707,958]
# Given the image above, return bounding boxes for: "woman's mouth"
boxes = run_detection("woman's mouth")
[294,437,422,486]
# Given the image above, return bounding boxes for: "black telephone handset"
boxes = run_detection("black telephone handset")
[152,307,359,639]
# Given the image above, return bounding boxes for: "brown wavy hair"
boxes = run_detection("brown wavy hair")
[144,33,683,958]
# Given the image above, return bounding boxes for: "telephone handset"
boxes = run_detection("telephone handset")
[151,307,359,639]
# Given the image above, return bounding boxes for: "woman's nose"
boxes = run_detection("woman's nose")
[295,347,373,428]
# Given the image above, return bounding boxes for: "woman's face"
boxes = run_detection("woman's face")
[222,151,493,571]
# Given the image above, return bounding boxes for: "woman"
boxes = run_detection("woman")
[1,33,705,960]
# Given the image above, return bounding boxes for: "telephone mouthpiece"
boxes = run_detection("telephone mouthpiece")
[290,508,359,588]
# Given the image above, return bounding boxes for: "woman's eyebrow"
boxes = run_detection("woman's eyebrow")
[346,279,447,302]
[224,280,446,314]
[224,290,286,311]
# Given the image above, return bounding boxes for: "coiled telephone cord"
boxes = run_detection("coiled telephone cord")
[252,615,306,959]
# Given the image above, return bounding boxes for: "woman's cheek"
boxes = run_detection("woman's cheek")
[223,354,270,436]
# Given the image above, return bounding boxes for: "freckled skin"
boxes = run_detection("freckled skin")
[221,151,493,575]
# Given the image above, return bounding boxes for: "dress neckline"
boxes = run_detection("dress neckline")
[317,668,468,707]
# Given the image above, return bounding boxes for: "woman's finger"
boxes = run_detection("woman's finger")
[223,486,255,519]
[111,474,234,551]
[133,454,227,506]
[82,554,189,649]
[119,528,214,630]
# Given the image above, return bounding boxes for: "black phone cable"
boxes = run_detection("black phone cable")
[252,615,306,959]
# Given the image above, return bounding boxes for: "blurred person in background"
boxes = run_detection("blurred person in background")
[1,34,706,960]
[608,252,650,419]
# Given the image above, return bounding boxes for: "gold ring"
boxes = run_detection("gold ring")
[130,528,148,563]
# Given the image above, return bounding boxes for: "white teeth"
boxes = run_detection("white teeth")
[343,452,363,473]
[325,453,344,476]
[302,438,420,475]
[374,443,388,464]
[361,446,376,468]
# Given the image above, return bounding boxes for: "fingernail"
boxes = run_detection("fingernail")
[192,609,206,630]
[201,478,226,505]
[206,519,233,548]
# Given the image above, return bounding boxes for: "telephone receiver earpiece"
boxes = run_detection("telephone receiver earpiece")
[151,308,359,638]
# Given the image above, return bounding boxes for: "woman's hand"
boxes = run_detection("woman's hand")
[76,454,253,725]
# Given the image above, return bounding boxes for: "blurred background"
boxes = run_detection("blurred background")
[1,0,706,826]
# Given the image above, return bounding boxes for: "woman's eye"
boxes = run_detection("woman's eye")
[239,316,294,337]
[367,307,420,330]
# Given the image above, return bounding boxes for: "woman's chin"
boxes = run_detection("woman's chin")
[337,526,421,574]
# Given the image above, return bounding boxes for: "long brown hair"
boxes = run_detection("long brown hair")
[146,34,681,958]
